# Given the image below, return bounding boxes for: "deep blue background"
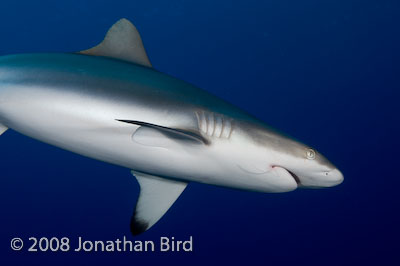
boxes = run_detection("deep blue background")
[0,0,399,265]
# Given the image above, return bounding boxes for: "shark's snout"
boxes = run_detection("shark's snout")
[294,167,344,188]
[324,168,344,187]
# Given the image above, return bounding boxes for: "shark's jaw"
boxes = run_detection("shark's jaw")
[286,169,302,186]
[273,165,344,189]
[270,165,301,187]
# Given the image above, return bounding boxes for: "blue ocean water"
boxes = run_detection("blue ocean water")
[0,0,399,265]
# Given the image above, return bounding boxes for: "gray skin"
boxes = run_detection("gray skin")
[0,53,343,194]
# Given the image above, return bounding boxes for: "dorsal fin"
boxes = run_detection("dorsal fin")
[79,18,152,67]
[0,123,8,135]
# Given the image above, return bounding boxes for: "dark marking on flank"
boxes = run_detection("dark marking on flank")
[116,119,210,145]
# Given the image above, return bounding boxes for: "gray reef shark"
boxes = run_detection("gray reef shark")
[0,19,343,235]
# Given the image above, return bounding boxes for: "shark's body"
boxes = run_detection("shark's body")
[0,19,343,234]
[0,52,278,191]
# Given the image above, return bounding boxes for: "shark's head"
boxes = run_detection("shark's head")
[233,119,344,191]
[272,145,344,188]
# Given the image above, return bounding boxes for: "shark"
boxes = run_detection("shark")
[0,19,343,235]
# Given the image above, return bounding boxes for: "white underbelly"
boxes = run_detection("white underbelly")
[0,91,297,193]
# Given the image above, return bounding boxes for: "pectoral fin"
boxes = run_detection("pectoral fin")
[130,170,187,235]
[118,119,209,146]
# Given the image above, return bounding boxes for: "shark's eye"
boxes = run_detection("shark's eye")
[306,148,316,160]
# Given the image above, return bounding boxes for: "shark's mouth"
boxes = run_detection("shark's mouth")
[272,165,302,186]
[285,168,301,186]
